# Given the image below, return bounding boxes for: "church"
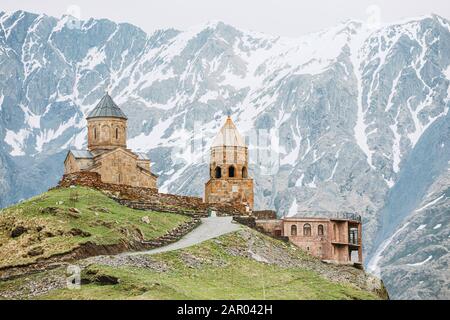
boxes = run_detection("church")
[64,93,158,189]
[204,116,254,209]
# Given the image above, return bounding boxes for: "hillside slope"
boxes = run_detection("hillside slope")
[0,186,191,272]
[0,228,387,300]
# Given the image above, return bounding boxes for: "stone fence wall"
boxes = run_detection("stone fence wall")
[232,216,289,243]
[252,210,277,220]
[57,172,246,217]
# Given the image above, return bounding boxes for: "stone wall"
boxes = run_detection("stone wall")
[253,210,277,220]
[90,148,157,189]
[57,172,246,217]
[64,154,94,174]
[205,178,254,209]
[234,217,289,242]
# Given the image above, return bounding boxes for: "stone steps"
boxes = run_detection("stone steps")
[140,218,201,249]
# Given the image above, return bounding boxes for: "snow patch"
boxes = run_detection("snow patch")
[367,222,410,277]
[79,47,106,69]
[35,115,78,152]
[445,64,450,79]
[295,174,304,187]
[407,255,433,267]
[4,129,30,156]
[198,91,219,103]
[416,224,427,231]
[416,195,444,212]
[433,224,442,230]
[349,28,375,170]
[287,198,298,217]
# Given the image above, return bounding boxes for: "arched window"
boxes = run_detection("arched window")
[303,223,312,236]
[291,225,297,236]
[242,167,248,178]
[115,128,119,139]
[228,166,235,178]
[215,167,222,179]
[94,127,97,140]
[318,224,324,236]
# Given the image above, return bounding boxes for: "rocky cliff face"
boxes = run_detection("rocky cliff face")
[0,10,449,299]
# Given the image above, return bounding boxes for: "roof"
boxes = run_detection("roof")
[136,152,150,160]
[86,93,128,120]
[211,116,246,148]
[69,150,94,159]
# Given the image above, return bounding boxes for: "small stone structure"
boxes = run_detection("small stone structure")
[64,93,157,189]
[204,116,254,209]
[256,213,363,265]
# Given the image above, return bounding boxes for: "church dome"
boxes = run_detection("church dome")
[87,93,128,120]
[211,116,246,148]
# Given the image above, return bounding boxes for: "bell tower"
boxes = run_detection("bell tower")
[204,116,254,209]
[86,93,128,153]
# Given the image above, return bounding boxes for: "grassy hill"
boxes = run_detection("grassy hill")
[0,187,388,300]
[0,187,190,269]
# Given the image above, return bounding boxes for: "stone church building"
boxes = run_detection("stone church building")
[64,93,158,189]
[204,116,254,209]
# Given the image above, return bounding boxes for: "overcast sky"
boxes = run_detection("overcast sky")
[2,0,450,37]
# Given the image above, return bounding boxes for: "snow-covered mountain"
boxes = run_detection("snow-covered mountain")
[0,10,449,299]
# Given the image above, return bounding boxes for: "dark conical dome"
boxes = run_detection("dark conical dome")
[87,93,127,120]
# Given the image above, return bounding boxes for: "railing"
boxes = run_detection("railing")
[291,211,362,222]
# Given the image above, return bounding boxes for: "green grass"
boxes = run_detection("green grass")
[37,231,380,300]
[0,187,190,268]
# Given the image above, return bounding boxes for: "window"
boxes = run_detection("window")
[242,167,248,178]
[94,128,97,140]
[291,225,297,236]
[349,228,358,245]
[303,223,312,236]
[215,167,222,179]
[318,224,324,236]
[115,128,119,139]
[228,166,235,178]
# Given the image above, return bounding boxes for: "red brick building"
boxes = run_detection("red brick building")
[256,213,362,265]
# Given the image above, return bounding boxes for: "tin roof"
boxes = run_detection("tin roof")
[87,93,127,120]
[70,150,94,159]
[136,152,150,160]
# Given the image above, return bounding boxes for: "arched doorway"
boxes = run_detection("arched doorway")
[228,166,235,177]
[215,167,222,178]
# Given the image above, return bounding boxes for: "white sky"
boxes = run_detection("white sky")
[1,0,450,37]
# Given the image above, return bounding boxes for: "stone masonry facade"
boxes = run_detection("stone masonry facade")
[204,117,254,209]
[64,93,157,189]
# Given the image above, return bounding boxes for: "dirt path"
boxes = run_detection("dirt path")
[124,216,241,256]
